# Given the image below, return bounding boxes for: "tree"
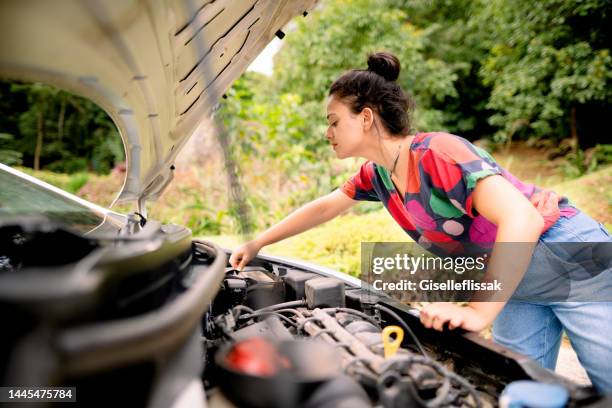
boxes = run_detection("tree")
[11,82,58,170]
[273,0,458,137]
[388,0,496,139]
[0,80,124,173]
[478,0,612,147]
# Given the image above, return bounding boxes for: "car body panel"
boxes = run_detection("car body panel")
[0,0,318,209]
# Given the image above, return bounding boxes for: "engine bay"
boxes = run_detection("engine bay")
[200,260,596,408]
[0,226,602,407]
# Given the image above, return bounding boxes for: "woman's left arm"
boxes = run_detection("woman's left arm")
[420,174,544,332]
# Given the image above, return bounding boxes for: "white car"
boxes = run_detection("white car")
[0,1,604,407]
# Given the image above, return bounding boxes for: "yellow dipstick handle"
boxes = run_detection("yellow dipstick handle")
[382,325,404,358]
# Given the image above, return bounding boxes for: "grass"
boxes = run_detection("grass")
[16,166,90,194]
[202,208,409,276]
[492,145,612,230]
[548,165,612,230]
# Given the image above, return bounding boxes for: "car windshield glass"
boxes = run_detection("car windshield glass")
[0,168,122,235]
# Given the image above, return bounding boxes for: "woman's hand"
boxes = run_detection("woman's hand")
[420,303,490,333]
[227,190,357,272]
[229,239,263,271]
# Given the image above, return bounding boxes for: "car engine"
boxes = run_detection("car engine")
[200,262,592,408]
[0,226,602,407]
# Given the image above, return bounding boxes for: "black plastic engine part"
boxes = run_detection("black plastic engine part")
[377,371,421,408]
[232,316,293,341]
[0,220,97,271]
[283,269,317,300]
[344,320,380,335]
[302,375,371,408]
[238,267,285,310]
[305,278,345,309]
[212,276,247,314]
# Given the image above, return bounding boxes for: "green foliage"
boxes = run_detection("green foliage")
[264,209,408,276]
[66,172,90,193]
[184,197,225,236]
[390,0,496,138]
[0,81,124,174]
[220,72,329,172]
[91,133,124,174]
[273,0,458,133]
[15,166,90,194]
[217,72,339,230]
[562,144,612,178]
[479,0,612,142]
[0,133,23,165]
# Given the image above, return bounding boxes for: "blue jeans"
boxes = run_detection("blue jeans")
[492,211,612,392]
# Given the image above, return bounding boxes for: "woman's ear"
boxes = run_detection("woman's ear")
[362,107,374,131]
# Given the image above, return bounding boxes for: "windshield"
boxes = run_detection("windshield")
[0,167,123,235]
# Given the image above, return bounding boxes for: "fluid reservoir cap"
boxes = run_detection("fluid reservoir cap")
[500,381,568,408]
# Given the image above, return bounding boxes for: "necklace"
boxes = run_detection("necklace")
[389,143,402,176]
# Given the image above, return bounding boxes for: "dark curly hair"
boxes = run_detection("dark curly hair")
[328,51,414,136]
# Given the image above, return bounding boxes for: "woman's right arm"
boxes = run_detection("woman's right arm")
[229,189,357,270]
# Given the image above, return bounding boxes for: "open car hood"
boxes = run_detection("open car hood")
[0,0,318,210]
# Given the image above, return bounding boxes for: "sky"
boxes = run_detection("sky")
[246,37,283,76]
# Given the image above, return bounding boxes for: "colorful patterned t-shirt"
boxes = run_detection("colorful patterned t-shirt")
[339,132,578,255]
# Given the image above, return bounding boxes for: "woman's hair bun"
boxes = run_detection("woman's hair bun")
[367,51,400,82]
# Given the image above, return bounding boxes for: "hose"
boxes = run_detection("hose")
[321,307,381,329]
[238,310,298,327]
[254,300,306,313]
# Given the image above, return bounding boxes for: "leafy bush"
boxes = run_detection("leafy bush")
[0,133,23,165]
[15,166,90,194]
[91,130,124,174]
[563,144,612,178]
[0,81,124,174]
[273,0,458,132]
[47,157,88,173]
[479,0,611,144]
[66,172,91,194]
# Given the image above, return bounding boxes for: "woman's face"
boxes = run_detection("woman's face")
[325,95,366,159]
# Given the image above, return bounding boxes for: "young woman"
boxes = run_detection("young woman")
[229,51,612,392]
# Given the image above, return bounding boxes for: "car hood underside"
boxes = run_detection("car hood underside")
[0,0,317,209]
